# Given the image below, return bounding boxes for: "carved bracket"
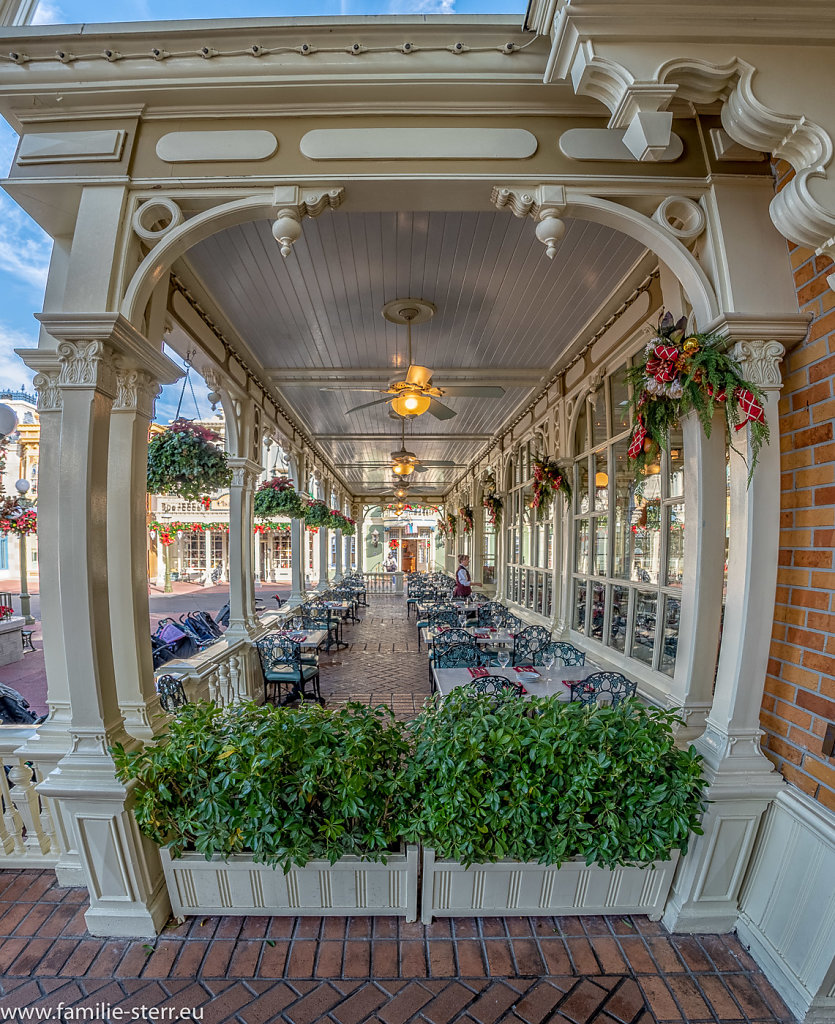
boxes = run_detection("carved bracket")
[491,185,567,259]
[271,185,345,258]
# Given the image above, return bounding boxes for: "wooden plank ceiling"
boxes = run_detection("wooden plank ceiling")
[184,210,644,496]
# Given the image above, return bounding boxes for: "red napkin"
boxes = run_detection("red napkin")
[473,631,490,638]
[281,632,307,642]
[514,665,539,675]
[468,667,490,678]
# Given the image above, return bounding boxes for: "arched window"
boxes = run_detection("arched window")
[571,361,684,676]
[505,440,554,617]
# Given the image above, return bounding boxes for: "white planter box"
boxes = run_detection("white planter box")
[160,846,419,921]
[0,616,24,667]
[421,847,680,924]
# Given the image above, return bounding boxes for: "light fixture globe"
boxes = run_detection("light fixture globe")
[392,461,415,476]
[391,391,431,418]
[0,403,18,439]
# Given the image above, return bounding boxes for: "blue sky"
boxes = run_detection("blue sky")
[0,0,526,422]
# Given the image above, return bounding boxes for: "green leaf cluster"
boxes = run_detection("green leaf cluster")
[254,482,307,520]
[304,500,335,528]
[115,694,706,872]
[403,693,706,868]
[112,701,414,871]
[147,428,232,502]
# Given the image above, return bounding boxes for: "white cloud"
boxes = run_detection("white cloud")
[0,323,37,393]
[0,195,52,293]
[387,0,456,11]
[31,0,65,25]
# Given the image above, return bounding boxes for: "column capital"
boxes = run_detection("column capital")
[702,313,810,380]
[227,457,262,489]
[113,366,161,418]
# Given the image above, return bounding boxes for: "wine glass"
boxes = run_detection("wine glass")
[497,650,510,671]
[293,615,302,632]
[543,651,556,672]
[458,611,467,629]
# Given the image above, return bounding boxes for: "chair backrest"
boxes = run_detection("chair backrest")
[429,608,460,628]
[570,672,637,707]
[536,641,586,667]
[432,627,472,647]
[156,674,189,713]
[434,642,485,669]
[464,674,525,699]
[513,625,552,664]
[255,634,299,672]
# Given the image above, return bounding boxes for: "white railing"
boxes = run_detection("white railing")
[364,572,398,594]
[0,726,60,868]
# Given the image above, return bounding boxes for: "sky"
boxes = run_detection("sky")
[0,0,526,423]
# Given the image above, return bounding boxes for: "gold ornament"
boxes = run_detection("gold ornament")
[683,337,700,354]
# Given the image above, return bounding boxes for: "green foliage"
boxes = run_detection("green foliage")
[402,692,706,868]
[147,420,231,502]
[304,500,335,528]
[254,477,307,519]
[112,701,415,870]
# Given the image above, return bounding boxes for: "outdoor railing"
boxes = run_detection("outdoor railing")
[363,572,399,594]
[0,725,60,869]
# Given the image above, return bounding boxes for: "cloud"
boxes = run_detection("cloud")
[387,0,456,11]
[0,323,37,394]
[30,0,65,25]
[0,121,52,295]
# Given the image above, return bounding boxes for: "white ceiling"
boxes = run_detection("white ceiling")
[184,210,645,495]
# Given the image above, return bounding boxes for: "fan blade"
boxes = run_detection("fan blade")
[405,364,433,388]
[318,387,385,392]
[413,464,427,473]
[427,398,457,420]
[439,385,505,397]
[346,397,393,414]
[420,460,461,467]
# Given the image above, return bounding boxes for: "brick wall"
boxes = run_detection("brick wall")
[760,162,835,811]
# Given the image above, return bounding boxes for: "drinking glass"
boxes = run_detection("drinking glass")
[543,652,555,671]
[293,616,302,632]
[497,650,510,670]
[458,612,467,629]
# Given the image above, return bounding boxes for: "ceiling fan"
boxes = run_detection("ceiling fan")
[320,299,505,420]
[346,418,466,478]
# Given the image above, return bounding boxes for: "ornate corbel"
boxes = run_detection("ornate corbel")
[492,185,567,259]
[271,185,345,257]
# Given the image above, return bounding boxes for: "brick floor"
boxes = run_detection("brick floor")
[0,596,798,1022]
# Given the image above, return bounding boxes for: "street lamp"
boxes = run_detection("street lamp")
[14,478,35,625]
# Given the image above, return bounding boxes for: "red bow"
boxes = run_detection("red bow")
[628,417,647,459]
[646,344,680,384]
[734,388,765,431]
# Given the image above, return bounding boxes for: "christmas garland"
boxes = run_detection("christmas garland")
[254,476,308,519]
[626,312,768,482]
[147,419,232,503]
[458,505,475,534]
[0,498,37,536]
[445,512,457,540]
[482,493,503,528]
[532,457,572,521]
[149,519,291,544]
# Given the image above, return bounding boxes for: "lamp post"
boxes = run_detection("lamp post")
[14,479,35,624]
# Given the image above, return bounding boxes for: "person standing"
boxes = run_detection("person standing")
[454,553,472,598]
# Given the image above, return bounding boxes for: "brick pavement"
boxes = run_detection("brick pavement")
[0,595,798,1022]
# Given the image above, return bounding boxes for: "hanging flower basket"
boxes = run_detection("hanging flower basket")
[147,419,232,503]
[482,493,503,528]
[445,512,457,540]
[304,500,335,529]
[458,506,475,534]
[254,476,307,519]
[0,498,37,536]
[329,510,356,536]
[626,312,769,483]
[532,457,572,521]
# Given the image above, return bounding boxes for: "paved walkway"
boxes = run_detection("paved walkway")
[0,593,797,1022]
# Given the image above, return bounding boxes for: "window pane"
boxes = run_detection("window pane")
[660,596,680,676]
[632,475,662,584]
[666,502,685,587]
[668,424,684,497]
[632,591,657,666]
[575,518,590,574]
[573,579,587,632]
[575,401,590,454]
[594,515,609,576]
[609,584,628,653]
[613,440,634,578]
[594,451,609,512]
[610,365,631,436]
[575,458,590,514]
[590,582,606,640]
[590,395,605,448]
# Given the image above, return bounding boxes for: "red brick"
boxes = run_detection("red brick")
[465,980,520,1024]
[428,940,456,977]
[377,982,433,1024]
[796,689,835,719]
[284,983,343,1024]
[537,937,572,974]
[809,351,835,383]
[781,763,819,795]
[455,939,486,977]
[791,379,831,410]
[330,982,388,1024]
[483,939,515,976]
[421,981,477,1023]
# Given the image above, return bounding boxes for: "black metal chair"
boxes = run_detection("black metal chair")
[301,602,345,652]
[570,672,637,708]
[512,625,552,665]
[418,607,461,652]
[432,641,485,670]
[427,626,475,682]
[535,640,586,667]
[255,634,321,705]
[156,674,189,713]
[464,674,525,700]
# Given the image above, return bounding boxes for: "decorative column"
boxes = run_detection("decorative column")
[316,520,330,592]
[471,483,484,588]
[203,529,212,587]
[107,362,177,742]
[254,527,262,585]
[333,527,344,582]
[225,458,261,641]
[343,531,352,575]
[19,323,175,937]
[354,504,364,573]
[663,319,809,934]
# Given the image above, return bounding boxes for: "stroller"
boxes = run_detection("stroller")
[0,683,46,725]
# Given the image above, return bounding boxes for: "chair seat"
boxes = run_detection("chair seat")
[416,619,429,629]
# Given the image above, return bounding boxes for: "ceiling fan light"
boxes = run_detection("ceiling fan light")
[392,460,415,476]
[391,391,431,417]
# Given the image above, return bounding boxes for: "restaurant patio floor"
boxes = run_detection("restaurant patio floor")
[0,596,798,1023]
